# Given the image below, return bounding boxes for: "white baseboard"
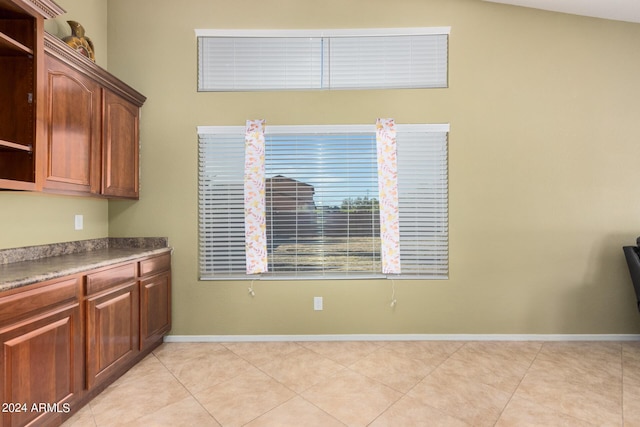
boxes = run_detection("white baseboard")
[163,333,640,343]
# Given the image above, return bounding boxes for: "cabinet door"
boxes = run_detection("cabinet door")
[140,271,171,351]
[102,89,139,199]
[43,55,101,194]
[0,302,82,427]
[86,281,139,390]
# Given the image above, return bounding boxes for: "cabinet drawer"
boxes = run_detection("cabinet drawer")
[86,263,137,296]
[139,253,171,277]
[0,277,79,326]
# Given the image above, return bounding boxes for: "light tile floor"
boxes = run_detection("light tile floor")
[62,340,640,426]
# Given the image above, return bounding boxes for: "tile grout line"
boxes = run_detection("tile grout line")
[219,341,344,425]
[237,341,414,426]
[150,349,224,426]
[491,341,545,426]
[319,342,412,426]
[224,341,349,426]
[368,341,471,426]
[86,401,98,427]
[495,341,625,426]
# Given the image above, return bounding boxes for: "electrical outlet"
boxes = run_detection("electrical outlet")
[74,214,83,230]
[314,296,323,311]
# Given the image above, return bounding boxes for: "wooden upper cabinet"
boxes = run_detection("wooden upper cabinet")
[102,90,140,198]
[0,0,145,199]
[42,33,146,199]
[43,54,100,194]
[0,0,64,191]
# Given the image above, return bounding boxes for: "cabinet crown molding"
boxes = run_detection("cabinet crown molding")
[44,32,147,107]
[11,0,65,19]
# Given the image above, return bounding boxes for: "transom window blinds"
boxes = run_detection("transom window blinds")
[196,27,449,91]
[198,37,325,90]
[198,123,449,280]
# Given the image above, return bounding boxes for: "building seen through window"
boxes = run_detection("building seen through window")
[265,175,381,274]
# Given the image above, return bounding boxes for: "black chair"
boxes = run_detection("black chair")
[623,242,640,312]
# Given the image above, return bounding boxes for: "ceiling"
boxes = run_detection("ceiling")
[483,0,640,24]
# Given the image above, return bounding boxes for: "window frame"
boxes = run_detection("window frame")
[196,27,450,92]
[198,123,449,281]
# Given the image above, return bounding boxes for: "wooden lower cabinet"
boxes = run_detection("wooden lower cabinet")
[0,252,171,427]
[0,277,83,427]
[139,253,171,351]
[85,281,139,390]
[140,272,171,351]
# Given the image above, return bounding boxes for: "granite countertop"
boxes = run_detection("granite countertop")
[0,238,171,293]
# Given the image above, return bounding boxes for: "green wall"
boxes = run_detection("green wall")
[105,0,640,336]
[5,0,640,335]
[0,193,108,249]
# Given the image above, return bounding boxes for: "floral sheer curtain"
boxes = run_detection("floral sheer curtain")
[244,119,268,274]
[376,118,401,274]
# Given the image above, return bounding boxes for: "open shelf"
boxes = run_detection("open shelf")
[0,0,66,192]
[0,139,32,152]
[0,30,32,56]
[0,177,35,190]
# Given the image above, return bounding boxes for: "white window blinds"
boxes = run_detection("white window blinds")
[198,129,246,278]
[328,34,448,89]
[198,123,449,280]
[196,28,449,91]
[198,37,325,90]
[396,127,449,277]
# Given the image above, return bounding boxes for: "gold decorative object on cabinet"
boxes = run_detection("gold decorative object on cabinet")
[63,20,95,61]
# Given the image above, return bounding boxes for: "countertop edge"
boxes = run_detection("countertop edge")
[0,247,172,293]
